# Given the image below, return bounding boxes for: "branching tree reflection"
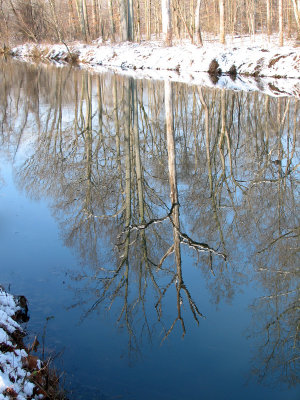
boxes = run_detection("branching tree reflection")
[0,59,299,382]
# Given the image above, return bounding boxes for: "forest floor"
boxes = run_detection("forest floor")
[8,34,300,98]
[0,287,65,400]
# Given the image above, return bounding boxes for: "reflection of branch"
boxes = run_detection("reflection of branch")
[155,276,176,320]
[161,278,205,343]
[162,315,185,343]
[156,245,174,271]
[258,290,297,301]
[83,204,125,220]
[118,203,227,262]
[256,268,298,275]
[84,253,130,318]
[176,229,227,260]
[257,228,299,254]
[118,203,179,237]
[180,282,205,322]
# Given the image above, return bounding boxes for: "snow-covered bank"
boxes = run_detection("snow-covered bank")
[0,287,62,400]
[10,37,300,98]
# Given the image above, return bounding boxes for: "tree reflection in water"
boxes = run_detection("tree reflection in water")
[0,58,299,386]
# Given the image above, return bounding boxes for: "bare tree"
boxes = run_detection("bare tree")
[48,0,62,41]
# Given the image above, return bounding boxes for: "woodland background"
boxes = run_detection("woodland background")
[0,0,300,47]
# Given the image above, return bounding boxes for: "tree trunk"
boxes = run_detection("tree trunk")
[119,0,128,41]
[82,0,90,38]
[92,0,98,37]
[136,0,141,42]
[291,0,300,42]
[145,0,151,40]
[48,0,62,41]
[68,0,78,38]
[75,0,87,41]
[195,0,203,45]
[174,0,194,43]
[132,81,144,222]
[124,79,132,233]
[279,0,283,46]
[108,0,115,40]
[266,0,271,38]
[219,0,225,44]
[128,0,134,41]
[162,0,172,46]
[165,79,181,268]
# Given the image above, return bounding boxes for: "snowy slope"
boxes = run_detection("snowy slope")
[0,288,43,400]
[10,36,300,98]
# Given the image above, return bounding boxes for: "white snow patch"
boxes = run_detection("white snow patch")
[0,287,42,399]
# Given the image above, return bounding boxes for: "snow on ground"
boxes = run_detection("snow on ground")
[10,35,300,98]
[0,288,43,400]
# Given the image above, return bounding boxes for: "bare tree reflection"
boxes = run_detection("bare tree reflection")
[0,58,299,381]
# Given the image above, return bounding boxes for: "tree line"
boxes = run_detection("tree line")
[0,0,299,46]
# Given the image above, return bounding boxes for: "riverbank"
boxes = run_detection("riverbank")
[0,287,64,400]
[9,35,300,98]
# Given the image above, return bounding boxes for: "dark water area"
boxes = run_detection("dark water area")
[0,58,299,400]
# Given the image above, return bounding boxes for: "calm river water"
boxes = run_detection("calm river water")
[0,58,299,399]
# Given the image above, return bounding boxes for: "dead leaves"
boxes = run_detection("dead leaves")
[3,387,18,399]
[22,354,39,371]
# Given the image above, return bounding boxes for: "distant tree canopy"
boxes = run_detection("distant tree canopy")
[0,0,299,46]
